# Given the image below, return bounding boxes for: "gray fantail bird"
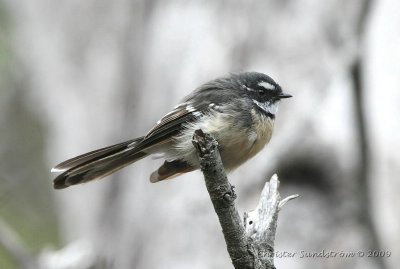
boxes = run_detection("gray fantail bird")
[52,72,292,189]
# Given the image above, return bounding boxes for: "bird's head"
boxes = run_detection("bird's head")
[238,72,292,117]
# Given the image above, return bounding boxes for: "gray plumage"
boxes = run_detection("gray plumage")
[52,72,291,189]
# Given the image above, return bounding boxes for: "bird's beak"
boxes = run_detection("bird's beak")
[278,92,292,99]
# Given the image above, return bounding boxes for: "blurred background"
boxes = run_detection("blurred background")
[0,0,399,268]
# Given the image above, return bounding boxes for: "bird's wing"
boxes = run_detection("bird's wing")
[136,85,238,152]
[134,102,206,151]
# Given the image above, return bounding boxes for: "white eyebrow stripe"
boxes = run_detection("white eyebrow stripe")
[258,81,275,90]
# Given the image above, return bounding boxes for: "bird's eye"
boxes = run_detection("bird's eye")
[258,90,266,96]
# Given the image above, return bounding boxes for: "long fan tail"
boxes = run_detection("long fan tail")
[52,137,147,189]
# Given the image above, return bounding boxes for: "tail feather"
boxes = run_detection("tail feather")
[52,137,147,189]
[52,137,144,172]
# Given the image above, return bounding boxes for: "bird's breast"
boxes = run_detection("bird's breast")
[218,109,274,171]
[249,108,274,155]
[166,109,274,171]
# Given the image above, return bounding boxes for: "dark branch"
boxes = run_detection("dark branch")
[192,129,297,269]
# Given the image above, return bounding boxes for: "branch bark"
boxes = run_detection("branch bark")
[192,129,298,269]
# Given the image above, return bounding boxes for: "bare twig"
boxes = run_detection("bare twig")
[192,129,298,269]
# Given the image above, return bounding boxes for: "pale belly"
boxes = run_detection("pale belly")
[164,109,275,171]
[219,110,274,171]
